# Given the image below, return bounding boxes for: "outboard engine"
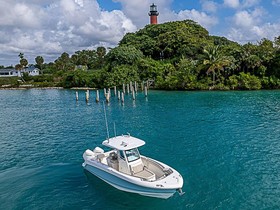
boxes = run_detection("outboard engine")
[85,149,95,156]
[83,147,105,163]
[93,147,104,154]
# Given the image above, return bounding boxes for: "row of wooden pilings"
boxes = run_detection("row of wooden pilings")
[75,81,148,103]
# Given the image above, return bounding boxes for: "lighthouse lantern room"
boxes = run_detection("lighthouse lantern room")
[149,3,159,24]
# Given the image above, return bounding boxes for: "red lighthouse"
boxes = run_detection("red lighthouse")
[149,3,159,24]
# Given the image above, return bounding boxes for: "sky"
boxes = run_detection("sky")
[0,0,280,66]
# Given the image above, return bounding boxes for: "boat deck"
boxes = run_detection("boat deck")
[95,150,169,181]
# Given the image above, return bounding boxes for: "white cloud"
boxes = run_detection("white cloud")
[178,9,218,29]
[224,0,240,8]
[227,23,280,43]
[0,2,44,28]
[242,0,261,8]
[113,0,150,27]
[201,0,218,13]
[0,0,279,66]
[233,11,253,27]
[224,0,261,9]
[232,8,265,28]
[0,0,137,65]
[0,0,220,66]
[272,0,280,6]
[113,0,175,27]
[227,8,280,43]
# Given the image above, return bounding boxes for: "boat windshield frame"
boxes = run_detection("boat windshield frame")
[124,148,140,162]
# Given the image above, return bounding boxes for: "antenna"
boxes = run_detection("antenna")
[113,122,116,137]
[103,101,110,140]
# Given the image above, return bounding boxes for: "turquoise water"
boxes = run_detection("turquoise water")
[0,89,280,210]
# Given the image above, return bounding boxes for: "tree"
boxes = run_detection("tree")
[203,45,231,87]
[155,63,177,89]
[257,38,275,64]
[55,52,74,71]
[15,64,22,71]
[95,47,106,68]
[71,54,79,66]
[73,50,97,69]
[15,53,28,82]
[275,36,280,49]
[20,58,28,69]
[35,56,44,73]
[237,72,262,90]
[104,64,139,87]
[17,53,28,70]
[136,57,162,80]
[18,53,24,60]
[96,47,106,58]
[175,58,199,89]
[119,20,211,61]
[268,48,280,78]
[106,46,144,67]
[15,53,28,83]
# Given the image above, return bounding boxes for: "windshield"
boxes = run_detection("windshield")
[125,148,140,162]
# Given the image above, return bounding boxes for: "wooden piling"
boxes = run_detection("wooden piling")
[96,90,99,102]
[122,84,125,94]
[127,84,130,94]
[132,90,135,100]
[130,81,133,92]
[134,81,137,93]
[144,86,148,97]
[108,88,111,99]
[121,92,124,103]
[85,90,89,102]
[106,93,110,103]
[75,91,78,101]
[114,86,117,96]
[117,91,120,100]
[141,81,144,91]
[104,88,107,97]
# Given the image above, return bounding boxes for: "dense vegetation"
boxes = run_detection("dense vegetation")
[1,20,280,90]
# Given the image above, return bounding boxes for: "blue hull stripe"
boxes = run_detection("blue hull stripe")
[84,164,176,196]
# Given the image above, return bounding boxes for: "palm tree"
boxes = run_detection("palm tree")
[18,53,24,60]
[15,53,28,82]
[15,64,22,71]
[96,46,106,58]
[35,56,44,74]
[20,58,28,70]
[96,47,106,68]
[203,45,231,87]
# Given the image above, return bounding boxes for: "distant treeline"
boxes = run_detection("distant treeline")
[1,20,280,90]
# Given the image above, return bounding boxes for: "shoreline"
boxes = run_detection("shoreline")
[0,87,98,90]
[0,87,64,90]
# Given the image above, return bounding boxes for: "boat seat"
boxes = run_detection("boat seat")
[131,164,144,174]
[97,154,105,162]
[130,164,156,181]
[107,154,119,170]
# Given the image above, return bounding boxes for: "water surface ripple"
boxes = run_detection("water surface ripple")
[0,89,280,209]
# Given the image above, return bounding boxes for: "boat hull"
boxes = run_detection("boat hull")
[83,163,178,199]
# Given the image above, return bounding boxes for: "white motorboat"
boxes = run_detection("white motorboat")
[82,134,184,199]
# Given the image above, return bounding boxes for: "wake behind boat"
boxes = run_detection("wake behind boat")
[82,134,184,199]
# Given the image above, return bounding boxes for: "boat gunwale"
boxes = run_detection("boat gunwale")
[83,155,183,190]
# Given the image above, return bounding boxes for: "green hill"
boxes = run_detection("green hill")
[7,20,279,90]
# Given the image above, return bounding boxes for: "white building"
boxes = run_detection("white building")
[24,66,40,76]
[0,67,40,77]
